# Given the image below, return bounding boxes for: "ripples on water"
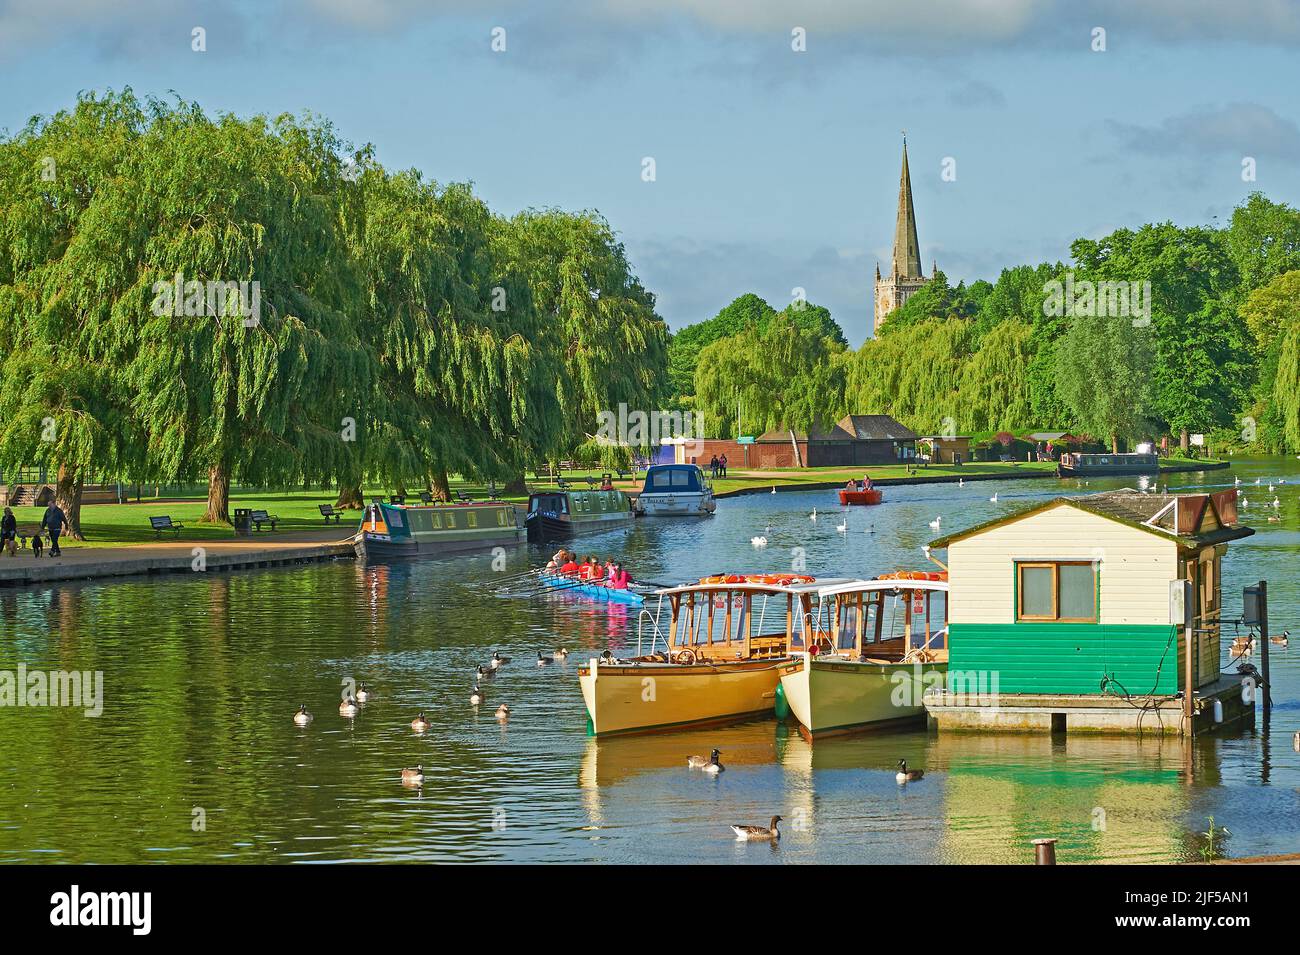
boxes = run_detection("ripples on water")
[0,462,1297,863]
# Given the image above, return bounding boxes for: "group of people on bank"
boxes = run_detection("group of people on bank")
[545,549,632,589]
[0,501,69,558]
[708,454,728,479]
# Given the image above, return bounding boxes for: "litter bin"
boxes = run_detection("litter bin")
[233,508,252,537]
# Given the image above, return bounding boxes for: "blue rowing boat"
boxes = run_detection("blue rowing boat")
[540,572,646,606]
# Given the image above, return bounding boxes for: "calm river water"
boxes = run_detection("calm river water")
[1,460,1297,864]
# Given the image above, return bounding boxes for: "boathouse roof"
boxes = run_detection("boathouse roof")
[835,414,918,442]
[928,489,1254,550]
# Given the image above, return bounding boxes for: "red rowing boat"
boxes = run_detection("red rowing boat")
[838,488,883,505]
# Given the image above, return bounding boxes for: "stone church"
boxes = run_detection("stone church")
[873,138,934,335]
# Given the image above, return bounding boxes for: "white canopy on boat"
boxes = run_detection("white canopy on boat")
[816,577,949,599]
[654,577,861,598]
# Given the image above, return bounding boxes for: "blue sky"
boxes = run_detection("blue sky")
[3,0,1299,345]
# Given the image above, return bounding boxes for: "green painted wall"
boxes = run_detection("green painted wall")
[947,623,1180,695]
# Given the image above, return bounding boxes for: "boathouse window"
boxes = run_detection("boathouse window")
[1016,561,1097,623]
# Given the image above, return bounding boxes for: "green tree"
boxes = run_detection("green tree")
[1054,313,1154,452]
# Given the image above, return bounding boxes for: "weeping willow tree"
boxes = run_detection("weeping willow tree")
[118,102,366,523]
[1275,318,1300,449]
[694,313,846,463]
[0,91,153,538]
[844,318,974,434]
[491,209,669,484]
[339,170,556,504]
[958,319,1036,432]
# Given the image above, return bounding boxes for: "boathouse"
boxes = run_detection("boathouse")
[687,415,917,469]
[924,489,1254,734]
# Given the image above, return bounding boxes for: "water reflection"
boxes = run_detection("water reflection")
[0,460,1296,862]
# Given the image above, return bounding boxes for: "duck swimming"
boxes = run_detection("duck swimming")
[339,696,358,717]
[495,704,510,720]
[896,759,923,783]
[731,815,781,841]
[687,748,721,770]
[292,704,313,726]
[554,648,569,660]
[400,764,424,786]
[411,711,431,732]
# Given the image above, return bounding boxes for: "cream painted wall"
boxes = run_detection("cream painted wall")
[946,504,1179,625]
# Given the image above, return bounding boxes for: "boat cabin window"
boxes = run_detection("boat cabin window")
[1016,561,1097,623]
[530,493,568,515]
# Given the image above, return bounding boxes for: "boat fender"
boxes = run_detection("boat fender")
[773,683,790,721]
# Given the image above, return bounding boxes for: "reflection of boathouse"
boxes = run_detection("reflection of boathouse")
[925,489,1255,735]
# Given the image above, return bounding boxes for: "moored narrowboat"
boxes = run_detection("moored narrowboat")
[526,488,635,541]
[633,464,716,516]
[1057,451,1158,477]
[354,500,524,561]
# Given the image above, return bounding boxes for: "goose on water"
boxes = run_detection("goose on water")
[731,815,782,841]
[896,759,924,783]
[687,748,721,770]
[411,711,431,732]
[339,696,358,717]
[293,704,313,726]
[470,685,484,706]
[495,704,511,720]
[401,764,424,786]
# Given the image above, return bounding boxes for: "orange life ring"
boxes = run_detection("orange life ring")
[724,574,746,584]
[700,575,727,585]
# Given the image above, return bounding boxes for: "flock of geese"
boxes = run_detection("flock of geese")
[291,647,574,789]
[688,749,925,841]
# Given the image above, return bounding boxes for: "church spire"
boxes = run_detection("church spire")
[891,136,923,280]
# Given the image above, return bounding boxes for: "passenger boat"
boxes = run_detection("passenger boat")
[540,571,646,606]
[778,573,949,741]
[354,500,524,560]
[633,464,716,516]
[577,573,858,737]
[838,487,883,505]
[525,488,635,541]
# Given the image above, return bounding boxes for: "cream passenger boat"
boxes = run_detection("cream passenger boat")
[578,574,856,737]
[778,575,949,741]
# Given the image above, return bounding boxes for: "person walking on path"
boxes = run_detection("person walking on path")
[1,507,16,557]
[40,501,67,557]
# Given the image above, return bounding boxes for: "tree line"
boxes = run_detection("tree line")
[672,194,1300,456]
[0,91,669,538]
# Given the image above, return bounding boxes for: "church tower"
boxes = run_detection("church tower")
[873,137,931,335]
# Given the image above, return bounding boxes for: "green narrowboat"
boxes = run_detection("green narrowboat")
[525,488,635,542]
[354,500,524,561]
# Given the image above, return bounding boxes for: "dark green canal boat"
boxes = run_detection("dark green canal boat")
[354,500,525,560]
[525,488,635,542]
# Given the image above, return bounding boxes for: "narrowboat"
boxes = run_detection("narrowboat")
[633,463,716,516]
[354,500,524,561]
[777,574,949,741]
[540,571,646,606]
[1057,451,1158,477]
[525,488,635,541]
[577,573,858,737]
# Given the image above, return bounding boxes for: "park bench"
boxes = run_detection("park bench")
[14,526,46,551]
[454,491,474,504]
[583,476,599,489]
[150,515,185,538]
[556,478,572,491]
[389,494,405,505]
[616,468,632,481]
[419,490,433,505]
[250,509,279,532]
[318,504,344,525]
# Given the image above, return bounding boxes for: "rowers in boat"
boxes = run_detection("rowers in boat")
[540,552,645,605]
[577,573,858,737]
[838,475,883,506]
[777,571,949,741]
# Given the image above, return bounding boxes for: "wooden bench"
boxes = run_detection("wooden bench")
[389,494,405,505]
[150,515,185,538]
[616,468,632,481]
[250,509,279,532]
[556,479,572,491]
[14,526,46,551]
[318,504,343,525]
[419,490,433,505]
[455,491,474,504]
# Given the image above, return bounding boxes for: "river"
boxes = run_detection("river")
[0,459,1296,863]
